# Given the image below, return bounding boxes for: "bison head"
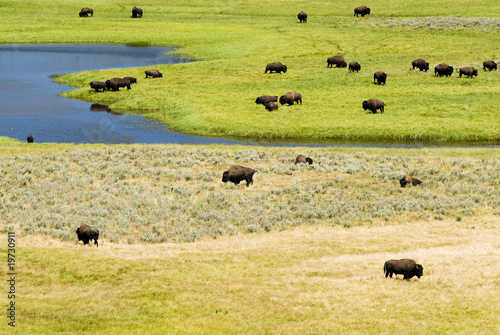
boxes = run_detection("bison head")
[306,157,313,165]
[222,171,229,183]
[399,177,408,187]
[255,97,262,104]
[282,65,288,73]
[424,62,429,71]
[362,101,368,110]
[279,95,287,105]
[415,264,424,278]
[366,8,371,14]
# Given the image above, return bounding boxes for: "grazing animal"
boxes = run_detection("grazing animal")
[131,6,143,18]
[327,55,347,68]
[255,95,278,105]
[222,165,256,186]
[399,175,422,187]
[106,78,131,91]
[354,6,370,17]
[89,80,107,92]
[459,66,478,78]
[384,259,423,280]
[295,155,313,165]
[434,63,454,77]
[349,61,361,72]
[298,11,307,23]
[373,71,387,85]
[362,99,385,113]
[265,62,287,74]
[27,135,34,143]
[145,69,163,78]
[279,92,302,105]
[76,224,99,247]
[411,58,429,72]
[79,7,93,17]
[483,60,497,71]
[123,77,137,84]
[265,101,278,111]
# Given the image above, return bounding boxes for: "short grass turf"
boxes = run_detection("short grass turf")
[0,0,499,144]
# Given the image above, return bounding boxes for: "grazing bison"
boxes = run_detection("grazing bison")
[483,60,497,71]
[459,66,478,78]
[384,259,423,280]
[362,99,385,114]
[412,58,429,72]
[123,76,137,84]
[76,224,99,247]
[373,71,387,85]
[27,135,34,143]
[434,63,454,77]
[349,61,361,72]
[106,78,131,91]
[79,7,93,17]
[279,92,302,105]
[399,175,422,187]
[222,165,256,186]
[265,101,278,111]
[327,55,347,68]
[145,69,163,78]
[265,62,287,74]
[295,155,313,165]
[354,6,370,17]
[298,11,307,23]
[255,95,278,105]
[89,80,107,92]
[131,6,143,18]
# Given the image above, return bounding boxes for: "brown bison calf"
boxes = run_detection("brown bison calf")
[222,166,256,186]
[399,175,422,187]
[294,155,313,165]
[76,224,99,247]
[327,55,347,68]
[384,259,423,279]
[265,101,278,111]
[89,80,107,92]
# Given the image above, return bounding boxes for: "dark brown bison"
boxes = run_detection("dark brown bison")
[412,58,429,72]
[298,11,307,23]
[123,76,137,84]
[131,6,143,18]
[399,175,422,187]
[265,101,278,111]
[145,69,163,78]
[222,166,256,186]
[384,259,423,279]
[279,92,302,105]
[483,60,497,71]
[348,61,361,72]
[295,155,313,165]
[76,224,99,247]
[459,66,478,78]
[434,63,454,77]
[27,135,34,143]
[79,7,93,17]
[265,62,287,74]
[89,80,107,92]
[362,99,385,114]
[354,6,370,17]
[106,78,131,91]
[373,71,387,85]
[255,95,278,105]
[327,55,347,68]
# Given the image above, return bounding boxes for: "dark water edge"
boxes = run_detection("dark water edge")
[0,44,498,149]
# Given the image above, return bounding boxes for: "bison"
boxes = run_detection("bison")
[349,61,361,72]
[265,62,287,74]
[255,95,278,105]
[89,80,107,92]
[145,69,163,78]
[327,55,347,68]
[384,259,423,280]
[265,101,278,111]
[279,92,302,105]
[123,76,137,84]
[399,175,422,187]
[79,7,93,17]
[298,11,307,23]
[459,66,478,78]
[434,63,454,77]
[222,166,256,187]
[411,58,429,72]
[354,6,370,17]
[131,6,143,18]
[362,98,385,114]
[27,135,34,143]
[106,78,131,91]
[483,60,497,71]
[373,71,387,85]
[76,224,99,247]
[295,155,313,165]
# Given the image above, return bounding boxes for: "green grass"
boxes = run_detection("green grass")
[1,0,499,143]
